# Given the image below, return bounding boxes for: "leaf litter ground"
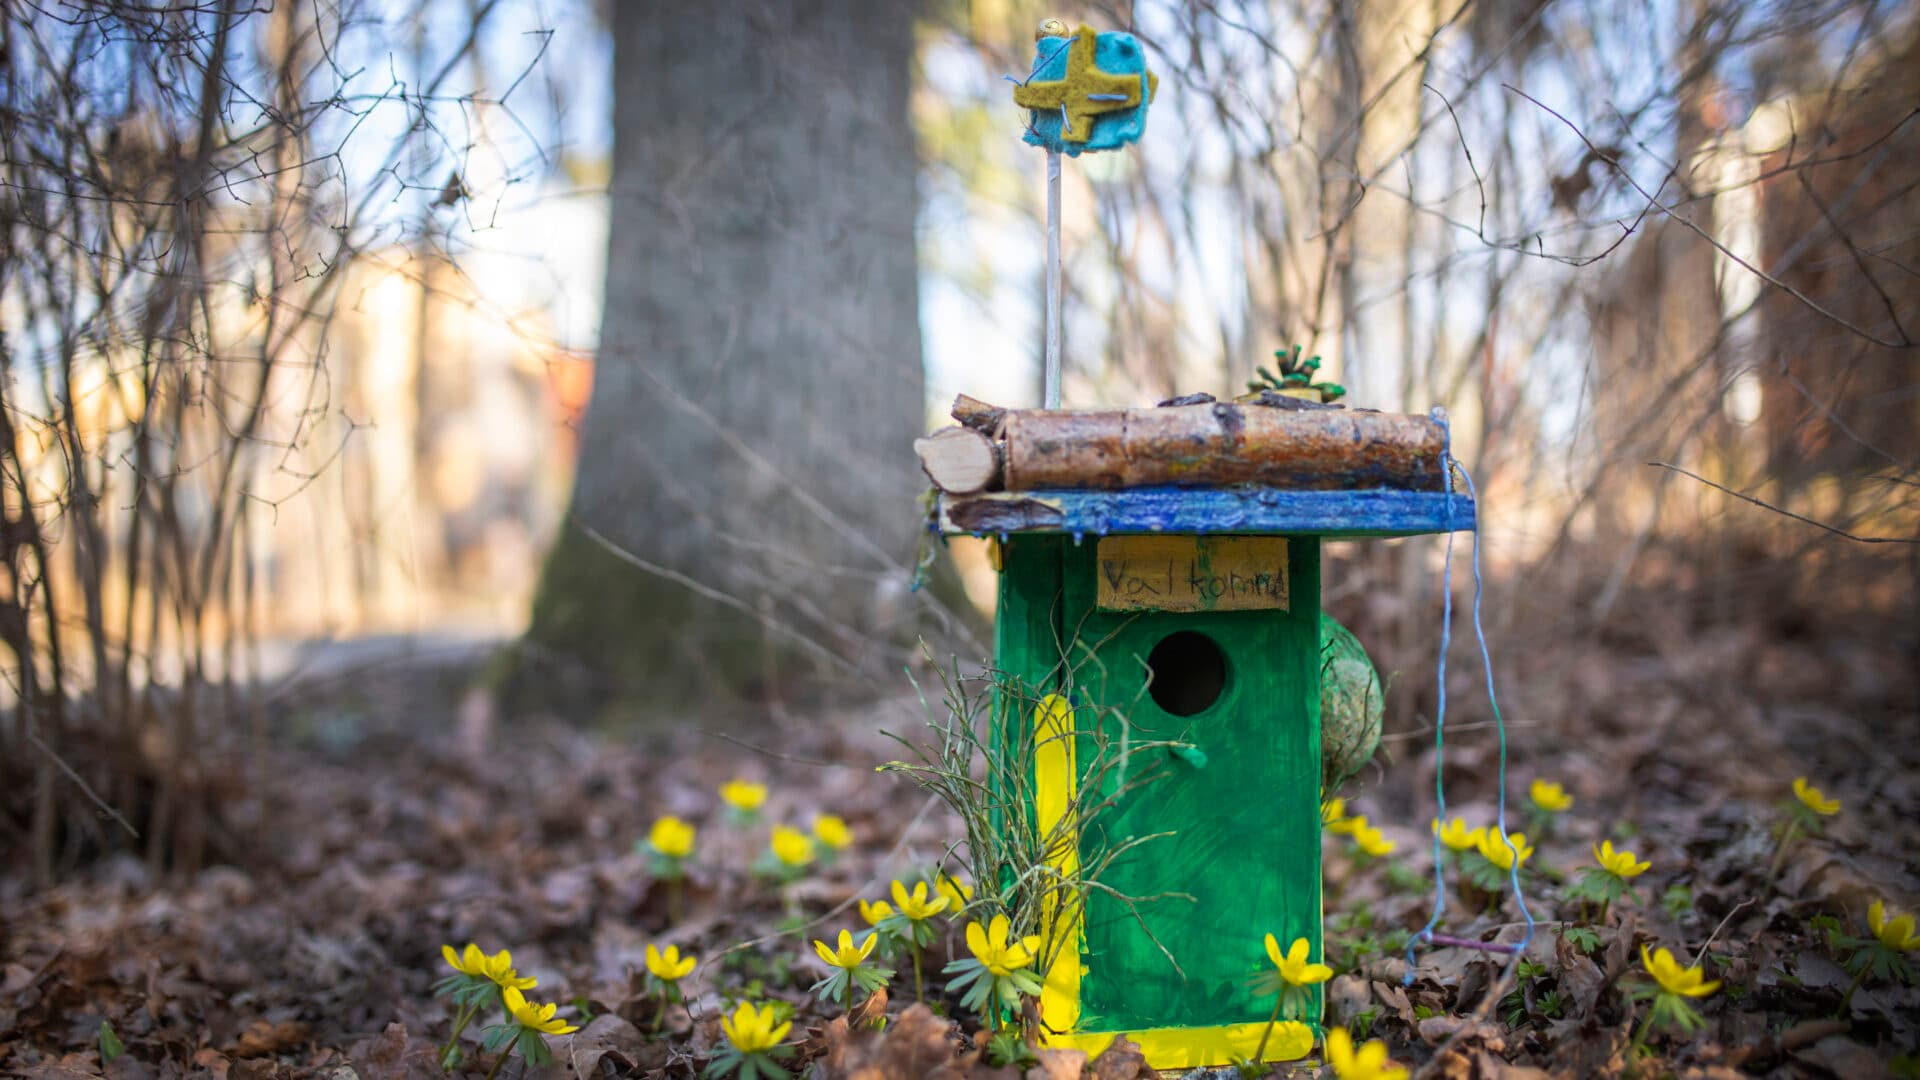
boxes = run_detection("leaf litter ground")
[1,607,1915,1079]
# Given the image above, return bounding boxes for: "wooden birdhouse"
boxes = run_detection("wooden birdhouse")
[917,394,1473,1070]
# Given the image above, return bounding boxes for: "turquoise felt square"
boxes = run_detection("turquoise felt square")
[1019,31,1154,156]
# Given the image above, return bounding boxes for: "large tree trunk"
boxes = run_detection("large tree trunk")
[520,0,927,714]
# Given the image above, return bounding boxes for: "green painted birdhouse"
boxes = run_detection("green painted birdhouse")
[918,396,1473,1070]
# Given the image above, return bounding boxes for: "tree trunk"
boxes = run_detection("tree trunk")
[519,0,926,715]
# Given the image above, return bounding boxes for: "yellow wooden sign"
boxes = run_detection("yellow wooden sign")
[1094,535,1289,612]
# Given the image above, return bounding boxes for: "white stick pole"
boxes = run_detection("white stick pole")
[1044,148,1063,409]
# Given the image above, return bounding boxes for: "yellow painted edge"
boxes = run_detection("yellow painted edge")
[1042,1020,1317,1070]
[1032,694,1082,1034]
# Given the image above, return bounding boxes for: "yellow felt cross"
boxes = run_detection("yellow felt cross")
[1012,25,1153,143]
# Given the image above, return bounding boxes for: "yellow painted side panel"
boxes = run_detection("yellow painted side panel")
[1042,1020,1316,1069]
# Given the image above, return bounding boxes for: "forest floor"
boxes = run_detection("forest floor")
[1,593,1917,1080]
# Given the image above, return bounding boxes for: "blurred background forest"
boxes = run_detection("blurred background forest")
[1,0,1917,1031]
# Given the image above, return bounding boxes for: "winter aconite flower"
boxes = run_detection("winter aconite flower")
[813,815,852,853]
[769,825,815,868]
[809,930,890,1013]
[721,779,768,812]
[1870,901,1920,952]
[646,944,697,983]
[858,898,895,926]
[434,943,536,1067]
[814,929,878,971]
[1431,817,1484,852]
[1529,779,1573,813]
[1629,945,1717,1053]
[441,944,537,992]
[1349,818,1396,857]
[1322,797,1355,833]
[891,880,950,922]
[1475,829,1533,870]
[643,944,698,1032]
[1595,840,1650,879]
[883,880,950,1002]
[1323,1028,1408,1080]
[483,986,577,1072]
[649,816,696,860]
[944,915,1044,1028]
[1793,777,1840,816]
[1266,934,1334,987]
[1641,946,1720,998]
[935,872,974,916]
[503,986,579,1035]
[708,1001,793,1080]
[1254,934,1332,1021]
[722,1001,791,1054]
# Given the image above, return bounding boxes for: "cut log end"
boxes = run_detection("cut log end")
[913,426,1002,494]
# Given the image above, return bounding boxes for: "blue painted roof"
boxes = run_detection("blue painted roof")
[937,486,1475,539]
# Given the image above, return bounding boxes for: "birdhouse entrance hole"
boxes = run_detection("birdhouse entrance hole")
[1145,630,1227,716]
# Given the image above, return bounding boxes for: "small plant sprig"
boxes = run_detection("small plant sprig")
[876,879,950,1001]
[809,930,891,1014]
[720,779,768,828]
[1566,840,1651,925]
[1250,344,1347,402]
[1248,934,1331,1063]
[643,944,698,1032]
[944,914,1043,1030]
[705,1001,793,1080]
[1627,945,1720,1060]
[1836,899,1919,1014]
[1767,776,1840,888]
[483,986,579,1079]
[434,944,538,1069]
[1323,1027,1409,1080]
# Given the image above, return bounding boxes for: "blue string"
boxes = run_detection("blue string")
[1404,414,1536,984]
[1406,410,1456,982]
[1460,463,1537,960]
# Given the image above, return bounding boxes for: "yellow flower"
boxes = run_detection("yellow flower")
[1323,1027,1408,1080]
[648,816,695,859]
[721,1001,791,1054]
[1263,934,1333,987]
[645,943,697,982]
[890,879,950,922]
[1350,819,1396,857]
[1430,817,1484,852]
[1869,900,1920,951]
[1529,779,1573,813]
[1641,945,1719,998]
[964,914,1041,976]
[720,779,768,812]
[770,825,815,867]
[440,943,537,991]
[503,986,579,1035]
[813,929,879,971]
[1475,829,1532,870]
[936,873,974,913]
[1793,777,1840,816]
[1322,797,1355,833]
[1594,839,1650,878]
[813,815,853,850]
[859,898,895,926]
